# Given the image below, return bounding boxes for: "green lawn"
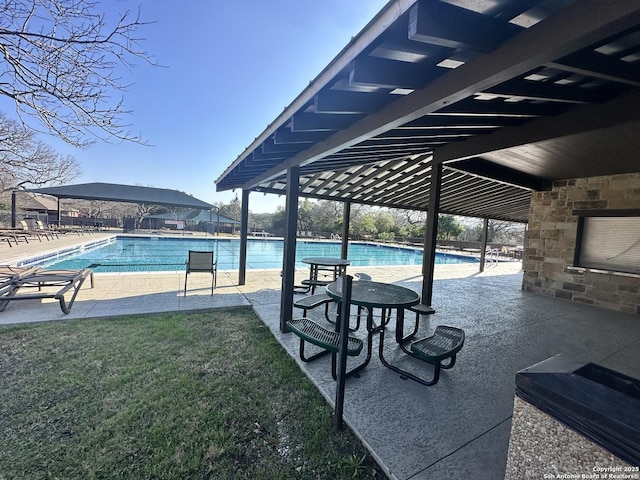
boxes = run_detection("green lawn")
[0,308,382,479]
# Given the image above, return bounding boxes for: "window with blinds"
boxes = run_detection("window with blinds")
[576,216,640,274]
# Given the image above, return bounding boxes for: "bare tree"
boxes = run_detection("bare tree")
[0,112,81,192]
[84,200,113,218]
[401,209,426,227]
[135,202,160,219]
[486,219,525,244]
[0,0,156,146]
[95,200,137,219]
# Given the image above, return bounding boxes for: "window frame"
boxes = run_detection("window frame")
[573,209,640,275]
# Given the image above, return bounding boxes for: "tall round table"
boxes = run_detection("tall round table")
[302,257,350,294]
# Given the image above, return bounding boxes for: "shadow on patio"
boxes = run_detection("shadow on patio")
[250,266,640,480]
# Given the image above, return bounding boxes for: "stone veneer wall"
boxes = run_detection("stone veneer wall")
[522,172,640,314]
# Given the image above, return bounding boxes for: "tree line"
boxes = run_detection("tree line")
[216,197,525,246]
[4,189,524,247]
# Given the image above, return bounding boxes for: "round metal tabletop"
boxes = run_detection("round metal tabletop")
[326,280,419,309]
[302,257,351,266]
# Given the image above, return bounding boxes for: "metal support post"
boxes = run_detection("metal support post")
[334,274,353,432]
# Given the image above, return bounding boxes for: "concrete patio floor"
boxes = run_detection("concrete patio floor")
[1,233,639,479]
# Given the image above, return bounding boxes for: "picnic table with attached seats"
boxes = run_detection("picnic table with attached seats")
[326,279,464,386]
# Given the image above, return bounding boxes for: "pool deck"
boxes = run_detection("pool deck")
[1,232,639,479]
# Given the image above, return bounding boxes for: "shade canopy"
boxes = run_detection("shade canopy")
[25,183,214,210]
[215,0,640,223]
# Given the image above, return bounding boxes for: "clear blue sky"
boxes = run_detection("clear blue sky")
[39,0,389,213]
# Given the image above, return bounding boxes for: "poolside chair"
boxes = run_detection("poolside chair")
[52,223,84,235]
[0,266,38,290]
[184,251,217,296]
[18,220,54,241]
[0,268,94,314]
[0,228,31,244]
[0,233,29,246]
[35,220,60,239]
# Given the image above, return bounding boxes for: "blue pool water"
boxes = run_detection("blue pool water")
[31,236,477,273]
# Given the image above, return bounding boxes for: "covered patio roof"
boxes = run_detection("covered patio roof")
[215,0,640,223]
[25,183,214,210]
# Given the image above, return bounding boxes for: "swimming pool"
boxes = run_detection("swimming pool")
[27,236,477,273]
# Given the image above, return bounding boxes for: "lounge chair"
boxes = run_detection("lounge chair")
[0,233,26,247]
[0,266,38,289]
[50,223,84,236]
[0,268,94,314]
[184,251,217,296]
[17,220,53,241]
[0,230,31,245]
[35,220,60,238]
